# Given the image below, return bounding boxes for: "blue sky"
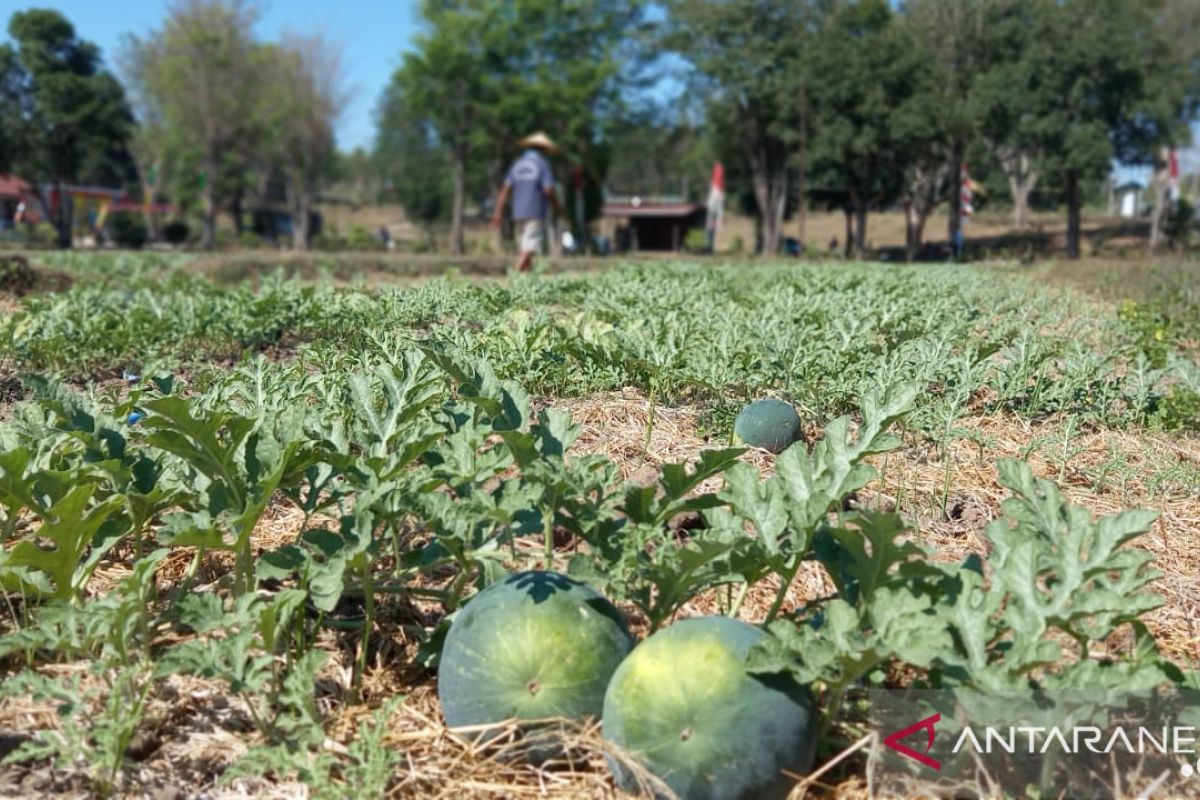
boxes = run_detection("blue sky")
[6,1,421,152]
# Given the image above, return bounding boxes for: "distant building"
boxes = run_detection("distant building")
[601,197,706,252]
[1114,181,1144,219]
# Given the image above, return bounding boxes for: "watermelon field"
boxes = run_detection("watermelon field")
[1,252,1199,798]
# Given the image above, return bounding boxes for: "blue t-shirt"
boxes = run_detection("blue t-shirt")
[504,149,554,221]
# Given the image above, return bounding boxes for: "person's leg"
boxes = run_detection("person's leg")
[516,220,541,272]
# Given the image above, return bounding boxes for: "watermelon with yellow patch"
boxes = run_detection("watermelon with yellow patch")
[734,398,801,453]
[602,616,817,800]
[437,571,634,741]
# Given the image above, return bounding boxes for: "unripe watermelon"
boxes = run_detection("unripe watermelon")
[437,571,634,742]
[602,616,816,800]
[734,399,801,453]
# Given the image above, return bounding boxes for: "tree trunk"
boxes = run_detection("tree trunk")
[287,169,313,251]
[852,193,868,258]
[1065,170,1081,260]
[904,200,917,262]
[201,156,217,250]
[230,189,245,236]
[136,158,163,242]
[947,146,963,252]
[1148,149,1171,254]
[771,172,787,255]
[750,145,787,256]
[53,180,73,249]
[795,93,807,247]
[993,147,1038,231]
[843,207,853,258]
[1010,176,1033,231]
[1148,177,1168,254]
[914,210,929,261]
[450,150,466,256]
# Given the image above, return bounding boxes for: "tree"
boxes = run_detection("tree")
[902,0,997,250]
[1017,0,1186,259]
[267,35,349,249]
[118,34,175,240]
[959,0,1049,232]
[380,0,640,255]
[386,1,495,256]
[484,0,643,247]
[1145,0,1200,252]
[665,0,815,256]
[374,88,450,248]
[809,0,924,258]
[125,0,263,249]
[890,57,955,261]
[4,9,133,247]
[0,45,22,175]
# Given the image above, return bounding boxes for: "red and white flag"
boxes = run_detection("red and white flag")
[706,162,726,234]
[961,163,975,221]
[1168,148,1180,202]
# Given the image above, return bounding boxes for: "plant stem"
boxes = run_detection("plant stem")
[765,558,802,624]
[236,538,253,596]
[356,561,375,695]
[727,581,751,619]
[543,505,554,568]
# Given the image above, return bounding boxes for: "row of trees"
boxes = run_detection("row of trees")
[666,0,1200,259]
[4,1,1197,257]
[0,2,347,250]
[388,0,1198,261]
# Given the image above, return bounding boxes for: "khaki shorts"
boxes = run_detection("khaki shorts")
[518,219,543,254]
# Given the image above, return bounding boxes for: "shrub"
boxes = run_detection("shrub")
[28,222,58,246]
[162,221,190,245]
[684,228,709,252]
[0,254,35,295]
[312,225,343,251]
[108,212,149,249]
[237,231,266,250]
[1164,198,1194,252]
[346,225,382,252]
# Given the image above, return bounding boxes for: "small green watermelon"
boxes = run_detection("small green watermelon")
[734,399,801,453]
[603,616,817,800]
[437,571,633,743]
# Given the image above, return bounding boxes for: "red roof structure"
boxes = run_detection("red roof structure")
[602,202,702,218]
[602,200,706,251]
[0,175,32,199]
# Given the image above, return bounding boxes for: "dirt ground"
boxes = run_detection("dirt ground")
[321,200,1142,261]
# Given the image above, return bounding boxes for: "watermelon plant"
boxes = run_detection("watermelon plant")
[603,617,816,800]
[0,256,1194,797]
[438,571,633,753]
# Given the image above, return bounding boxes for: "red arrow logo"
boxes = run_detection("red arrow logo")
[883,712,942,771]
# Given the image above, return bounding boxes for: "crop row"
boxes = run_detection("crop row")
[3,262,1198,436]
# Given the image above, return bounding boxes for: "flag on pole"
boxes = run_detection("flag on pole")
[706,162,725,251]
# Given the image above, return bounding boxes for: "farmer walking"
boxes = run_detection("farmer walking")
[492,131,563,272]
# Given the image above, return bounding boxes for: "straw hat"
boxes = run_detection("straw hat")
[517,131,559,153]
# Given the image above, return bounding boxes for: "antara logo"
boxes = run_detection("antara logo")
[883,712,942,771]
